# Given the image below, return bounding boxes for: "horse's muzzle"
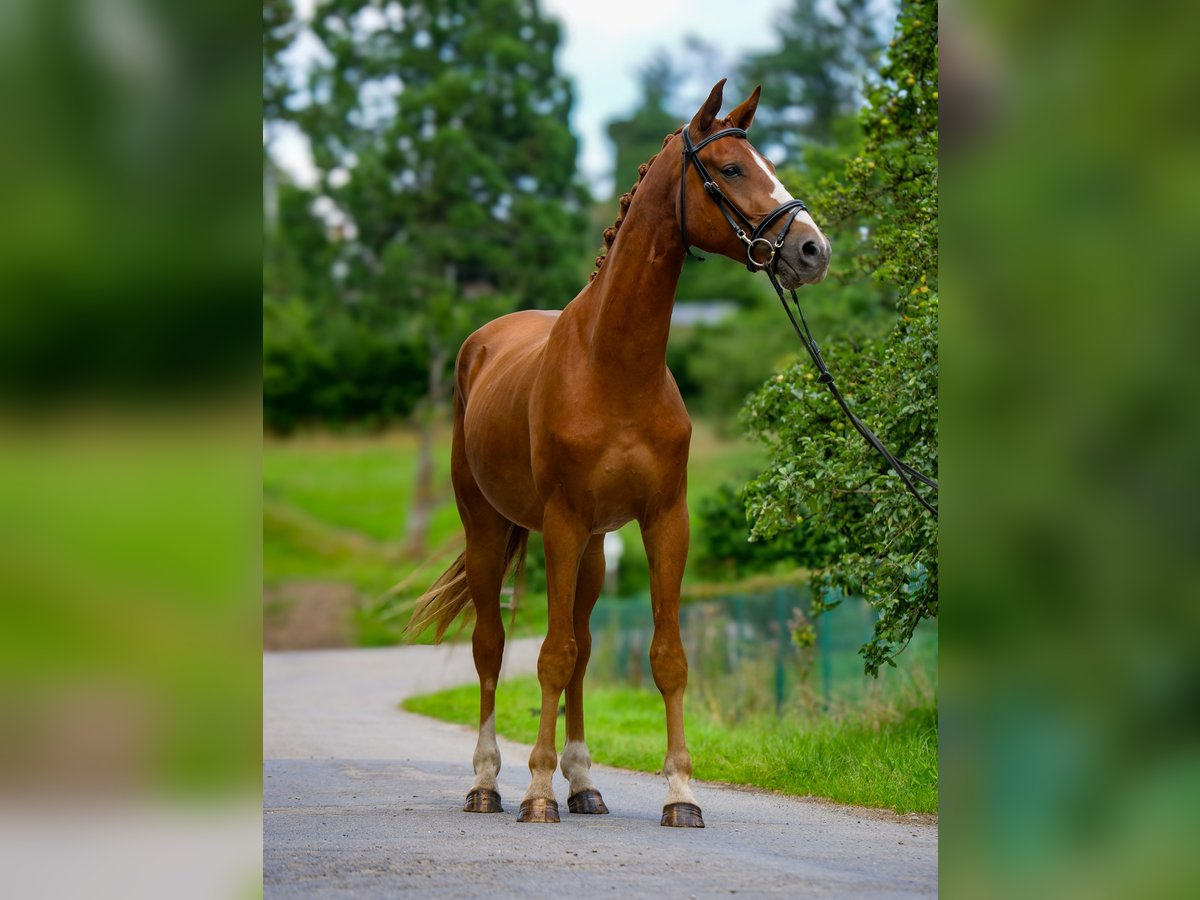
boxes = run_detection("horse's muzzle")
[776,231,830,288]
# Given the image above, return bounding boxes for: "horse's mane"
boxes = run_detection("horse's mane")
[589,125,685,282]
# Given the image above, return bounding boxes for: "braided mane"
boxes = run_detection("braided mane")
[589,126,685,282]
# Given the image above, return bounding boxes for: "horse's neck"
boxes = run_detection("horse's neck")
[576,161,686,384]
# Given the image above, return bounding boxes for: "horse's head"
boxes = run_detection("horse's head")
[675,79,831,289]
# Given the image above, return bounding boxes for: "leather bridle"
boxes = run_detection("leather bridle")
[680,126,939,518]
[679,126,811,271]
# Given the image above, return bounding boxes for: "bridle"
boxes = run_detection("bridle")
[680,126,939,518]
[679,127,810,271]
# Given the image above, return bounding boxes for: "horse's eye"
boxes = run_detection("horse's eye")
[721,165,740,178]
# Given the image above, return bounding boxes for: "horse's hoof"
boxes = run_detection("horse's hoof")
[661,802,705,828]
[567,789,610,815]
[463,788,503,813]
[516,797,560,823]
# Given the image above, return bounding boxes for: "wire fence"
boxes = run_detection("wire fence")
[587,586,937,721]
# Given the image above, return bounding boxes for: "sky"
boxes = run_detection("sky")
[539,0,793,195]
[273,0,794,198]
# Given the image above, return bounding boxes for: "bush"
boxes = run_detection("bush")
[263,295,429,432]
[741,0,938,675]
[695,483,837,580]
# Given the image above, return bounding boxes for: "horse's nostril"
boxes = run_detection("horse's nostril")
[801,240,820,260]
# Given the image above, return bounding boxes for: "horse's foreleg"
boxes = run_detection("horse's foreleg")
[643,500,704,828]
[561,534,608,814]
[519,503,588,823]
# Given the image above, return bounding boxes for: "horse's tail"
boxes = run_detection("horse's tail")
[404,525,529,643]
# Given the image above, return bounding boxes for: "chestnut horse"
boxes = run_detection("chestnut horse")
[407,80,830,827]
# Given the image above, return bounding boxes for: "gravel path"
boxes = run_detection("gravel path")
[264,640,937,897]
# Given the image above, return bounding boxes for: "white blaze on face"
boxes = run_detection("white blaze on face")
[748,146,819,231]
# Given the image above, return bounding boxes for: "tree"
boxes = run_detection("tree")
[605,56,682,203]
[285,0,589,555]
[263,0,298,122]
[738,0,889,162]
[741,0,938,675]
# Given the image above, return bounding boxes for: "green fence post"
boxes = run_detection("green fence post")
[819,587,833,711]
[774,588,787,714]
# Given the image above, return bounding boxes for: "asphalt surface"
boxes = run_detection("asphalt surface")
[264,641,937,898]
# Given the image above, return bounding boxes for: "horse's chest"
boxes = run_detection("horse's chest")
[536,416,690,525]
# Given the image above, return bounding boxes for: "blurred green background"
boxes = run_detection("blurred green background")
[0,0,1195,895]
[0,1,262,896]
[940,2,1200,896]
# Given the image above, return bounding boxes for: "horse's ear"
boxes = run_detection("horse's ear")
[728,85,761,131]
[689,78,726,139]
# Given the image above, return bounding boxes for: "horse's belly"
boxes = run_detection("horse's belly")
[461,378,543,531]
[455,311,558,531]
[466,437,543,531]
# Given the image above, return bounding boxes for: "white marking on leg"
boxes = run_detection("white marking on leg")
[523,767,556,802]
[471,712,500,791]
[664,759,698,806]
[560,739,597,796]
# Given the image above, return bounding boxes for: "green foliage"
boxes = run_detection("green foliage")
[815,1,938,292]
[405,675,938,814]
[695,483,836,579]
[264,0,591,429]
[605,56,682,202]
[297,0,588,312]
[668,303,804,421]
[676,254,775,307]
[263,295,432,432]
[741,0,938,675]
[738,0,888,158]
[263,1,297,121]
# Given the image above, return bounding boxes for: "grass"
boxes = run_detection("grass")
[263,427,467,644]
[263,421,767,645]
[0,417,260,794]
[403,676,938,815]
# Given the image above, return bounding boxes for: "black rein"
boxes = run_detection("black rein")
[679,127,939,518]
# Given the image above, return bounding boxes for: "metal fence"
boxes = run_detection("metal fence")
[586,586,936,718]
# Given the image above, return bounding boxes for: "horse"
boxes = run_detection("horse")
[406,79,831,827]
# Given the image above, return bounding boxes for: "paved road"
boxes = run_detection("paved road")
[264,641,937,897]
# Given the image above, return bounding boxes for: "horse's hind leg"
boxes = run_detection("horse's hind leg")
[456,482,521,813]
[561,534,608,814]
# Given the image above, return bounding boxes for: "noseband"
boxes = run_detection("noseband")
[680,126,939,518]
[679,127,810,271]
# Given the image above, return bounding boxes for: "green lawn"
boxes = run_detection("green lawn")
[404,676,938,815]
[263,421,766,645]
[263,428,465,644]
